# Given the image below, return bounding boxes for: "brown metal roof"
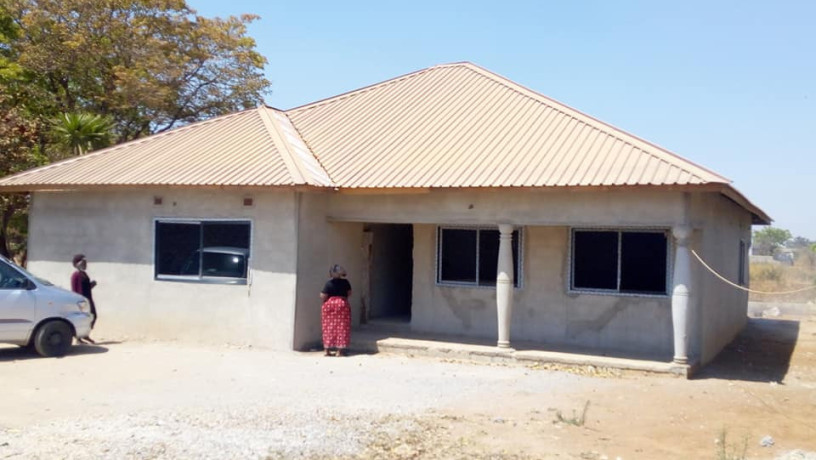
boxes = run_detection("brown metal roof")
[0,107,333,189]
[287,62,729,189]
[0,62,769,223]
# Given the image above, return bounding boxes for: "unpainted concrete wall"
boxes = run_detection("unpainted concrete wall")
[690,193,752,364]
[293,193,365,350]
[326,188,685,226]
[28,189,299,349]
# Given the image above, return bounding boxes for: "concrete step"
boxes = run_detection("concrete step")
[349,329,691,378]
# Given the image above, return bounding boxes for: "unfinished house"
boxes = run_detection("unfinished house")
[0,62,769,367]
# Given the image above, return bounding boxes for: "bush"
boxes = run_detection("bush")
[752,264,784,282]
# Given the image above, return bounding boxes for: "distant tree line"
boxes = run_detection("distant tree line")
[0,0,271,261]
[752,227,815,259]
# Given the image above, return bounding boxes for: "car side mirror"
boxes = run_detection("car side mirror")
[24,278,36,290]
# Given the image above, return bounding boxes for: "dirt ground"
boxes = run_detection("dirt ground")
[1,314,815,459]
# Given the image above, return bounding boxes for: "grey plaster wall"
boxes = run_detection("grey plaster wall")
[326,188,685,227]
[28,189,299,349]
[690,193,752,364]
[292,192,364,350]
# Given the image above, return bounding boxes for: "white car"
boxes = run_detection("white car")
[0,256,93,357]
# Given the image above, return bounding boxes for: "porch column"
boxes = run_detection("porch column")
[671,225,692,364]
[496,224,514,348]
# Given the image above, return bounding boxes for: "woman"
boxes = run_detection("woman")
[70,254,97,344]
[320,264,352,356]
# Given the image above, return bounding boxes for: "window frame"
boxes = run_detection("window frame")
[738,239,747,286]
[435,225,524,289]
[568,227,672,298]
[153,217,253,285]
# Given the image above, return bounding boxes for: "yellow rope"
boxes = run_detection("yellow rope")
[690,249,816,295]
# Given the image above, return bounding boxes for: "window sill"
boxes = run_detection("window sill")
[436,282,523,291]
[155,275,248,286]
[567,288,669,299]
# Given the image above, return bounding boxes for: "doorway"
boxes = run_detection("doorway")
[368,224,413,321]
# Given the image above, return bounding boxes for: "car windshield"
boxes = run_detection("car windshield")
[4,261,53,286]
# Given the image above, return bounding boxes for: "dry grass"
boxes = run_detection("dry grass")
[749,255,816,303]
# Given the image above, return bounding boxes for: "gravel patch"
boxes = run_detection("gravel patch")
[0,343,581,459]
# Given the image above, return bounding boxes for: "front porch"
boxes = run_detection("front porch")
[349,220,696,369]
[351,320,694,378]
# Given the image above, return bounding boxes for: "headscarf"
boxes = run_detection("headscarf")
[72,254,86,268]
[329,264,347,279]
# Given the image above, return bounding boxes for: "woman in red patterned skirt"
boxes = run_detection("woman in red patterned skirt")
[320,264,352,356]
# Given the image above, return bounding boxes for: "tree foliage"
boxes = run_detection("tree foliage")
[51,112,113,158]
[0,95,46,259]
[1,0,270,142]
[752,227,792,256]
[787,236,813,249]
[0,0,272,261]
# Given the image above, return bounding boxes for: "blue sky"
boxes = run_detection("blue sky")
[191,0,816,239]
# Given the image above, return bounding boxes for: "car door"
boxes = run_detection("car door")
[0,261,37,342]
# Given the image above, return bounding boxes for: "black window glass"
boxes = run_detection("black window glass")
[573,231,618,290]
[439,229,477,283]
[203,222,251,249]
[156,221,250,282]
[620,232,667,294]
[202,251,247,278]
[156,222,200,276]
[478,230,520,287]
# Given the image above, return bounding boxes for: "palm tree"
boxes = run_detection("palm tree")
[51,112,114,158]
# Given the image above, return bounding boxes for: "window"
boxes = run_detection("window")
[155,220,251,284]
[437,227,521,287]
[571,229,668,295]
[738,240,747,286]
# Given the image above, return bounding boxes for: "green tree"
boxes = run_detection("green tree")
[51,112,113,158]
[787,236,813,248]
[0,0,271,261]
[0,96,46,260]
[1,0,270,142]
[752,227,792,256]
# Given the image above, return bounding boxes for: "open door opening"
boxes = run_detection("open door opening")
[368,224,413,322]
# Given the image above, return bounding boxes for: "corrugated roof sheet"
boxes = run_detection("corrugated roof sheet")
[0,61,769,223]
[287,62,729,189]
[0,107,332,189]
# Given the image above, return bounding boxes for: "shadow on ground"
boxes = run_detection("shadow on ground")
[0,342,112,362]
[695,317,799,383]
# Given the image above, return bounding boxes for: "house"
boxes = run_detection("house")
[0,63,769,367]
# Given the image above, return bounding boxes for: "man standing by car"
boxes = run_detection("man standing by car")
[71,254,97,344]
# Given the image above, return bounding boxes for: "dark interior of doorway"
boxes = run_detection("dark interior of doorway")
[368,224,413,322]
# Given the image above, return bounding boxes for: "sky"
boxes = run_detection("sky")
[190,0,816,239]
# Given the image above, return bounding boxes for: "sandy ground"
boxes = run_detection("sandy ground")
[1,315,815,459]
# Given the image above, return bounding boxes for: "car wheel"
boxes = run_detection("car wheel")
[33,321,73,357]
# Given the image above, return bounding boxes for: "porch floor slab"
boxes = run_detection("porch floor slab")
[351,327,693,378]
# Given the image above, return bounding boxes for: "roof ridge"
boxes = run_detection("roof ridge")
[456,62,730,184]
[256,107,308,185]
[257,107,334,186]
[277,109,337,187]
[0,108,259,185]
[285,65,437,113]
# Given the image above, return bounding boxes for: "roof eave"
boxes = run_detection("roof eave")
[0,183,335,193]
[719,185,772,225]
